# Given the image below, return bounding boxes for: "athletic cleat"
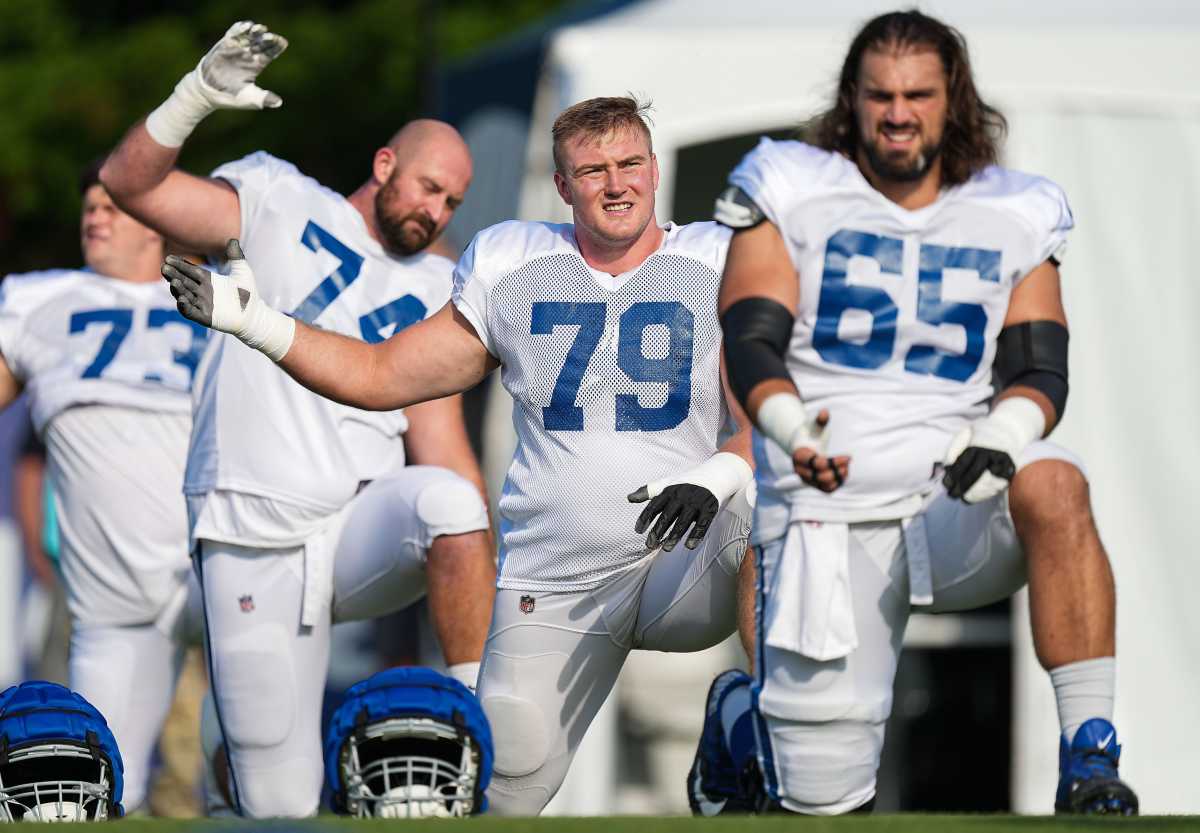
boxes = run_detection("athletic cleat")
[1055,718,1139,815]
[688,669,754,816]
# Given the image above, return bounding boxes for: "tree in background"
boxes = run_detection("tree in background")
[0,0,568,274]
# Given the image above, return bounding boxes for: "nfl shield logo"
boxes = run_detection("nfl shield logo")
[239,594,255,613]
[519,594,536,615]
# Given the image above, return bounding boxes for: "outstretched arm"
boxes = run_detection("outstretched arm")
[163,240,496,411]
[100,21,287,255]
[283,303,496,411]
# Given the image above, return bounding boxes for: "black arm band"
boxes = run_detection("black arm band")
[720,297,794,404]
[994,320,1069,419]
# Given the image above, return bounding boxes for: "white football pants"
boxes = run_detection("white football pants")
[479,484,753,816]
[68,576,204,813]
[197,467,488,819]
[753,442,1084,814]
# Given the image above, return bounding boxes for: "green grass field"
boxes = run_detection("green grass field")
[82,816,1200,833]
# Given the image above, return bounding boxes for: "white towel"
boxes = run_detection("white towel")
[902,513,934,606]
[300,516,338,629]
[763,520,858,661]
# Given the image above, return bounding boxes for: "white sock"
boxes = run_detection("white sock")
[1050,656,1115,743]
[448,661,481,692]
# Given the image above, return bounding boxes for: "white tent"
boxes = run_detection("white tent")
[511,0,1200,814]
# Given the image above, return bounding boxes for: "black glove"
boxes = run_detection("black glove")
[628,483,719,552]
[942,446,1016,501]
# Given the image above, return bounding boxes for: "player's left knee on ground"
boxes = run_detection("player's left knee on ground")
[477,653,564,816]
[416,472,489,546]
[210,623,321,817]
[762,714,882,815]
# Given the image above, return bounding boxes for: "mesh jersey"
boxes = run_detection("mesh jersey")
[726,139,1073,536]
[0,270,202,624]
[187,152,454,537]
[454,220,732,590]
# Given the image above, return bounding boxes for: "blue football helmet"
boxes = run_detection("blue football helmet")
[0,681,123,822]
[325,667,492,818]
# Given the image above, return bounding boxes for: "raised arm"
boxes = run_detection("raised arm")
[99,21,287,256]
[163,240,497,411]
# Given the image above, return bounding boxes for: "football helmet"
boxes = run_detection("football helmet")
[0,681,123,822]
[325,667,492,818]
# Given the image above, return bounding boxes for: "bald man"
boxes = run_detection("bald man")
[100,21,494,818]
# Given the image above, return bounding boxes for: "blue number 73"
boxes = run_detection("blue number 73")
[69,308,132,378]
[68,307,208,382]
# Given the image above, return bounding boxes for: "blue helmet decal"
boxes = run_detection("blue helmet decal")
[324,667,492,816]
[0,681,124,818]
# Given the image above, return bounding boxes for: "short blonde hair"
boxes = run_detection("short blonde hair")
[551,96,653,173]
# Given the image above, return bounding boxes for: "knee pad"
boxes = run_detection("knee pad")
[416,474,488,542]
[764,717,882,813]
[211,624,295,750]
[481,692,551,778]
[478,653,555,778]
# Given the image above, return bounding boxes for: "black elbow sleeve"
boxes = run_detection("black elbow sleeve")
[720,298,795,403]
[994,320,1069,419]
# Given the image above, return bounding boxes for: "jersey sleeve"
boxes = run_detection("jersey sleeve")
[0,276,26,378]
[1022,178,1074,276]
[451,231,496,357]
[0,272,59,381]
[724,138,790,230]
[211,151,302,240]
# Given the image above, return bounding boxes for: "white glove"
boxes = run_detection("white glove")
[628,452,753,551]
[146,21,288,147]
[942,397,1046,503]
[161,239,295,362]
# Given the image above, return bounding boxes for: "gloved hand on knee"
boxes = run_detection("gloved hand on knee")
[628,452,752,551]
[943,397,1045,503]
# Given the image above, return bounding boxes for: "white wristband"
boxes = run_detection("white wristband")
[756,392,824,454]
[989,396,1046,449]
[643,451,752,507]
[237,302,295,362]
[145,70,216,148]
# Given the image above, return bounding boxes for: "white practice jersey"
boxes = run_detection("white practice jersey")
[187,152,454,545]
[454,220,732,590]
[0,270,205,624]
[727,139,1072,537]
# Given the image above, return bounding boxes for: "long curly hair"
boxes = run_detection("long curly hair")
[807,9,1006,186]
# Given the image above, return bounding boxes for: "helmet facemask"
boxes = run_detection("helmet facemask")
[340,716,480,818]
[0,741,115,822]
